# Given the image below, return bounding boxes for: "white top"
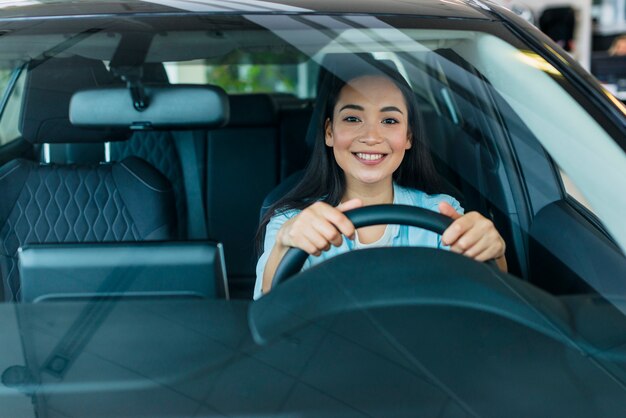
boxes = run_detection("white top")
[354,224,399,249]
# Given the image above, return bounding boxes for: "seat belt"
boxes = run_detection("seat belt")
[176,130,208,239]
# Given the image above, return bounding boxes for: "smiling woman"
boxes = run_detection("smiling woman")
[255,60,507,298]
[0,1,625,417]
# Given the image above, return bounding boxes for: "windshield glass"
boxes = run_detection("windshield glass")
[0,11,624,417]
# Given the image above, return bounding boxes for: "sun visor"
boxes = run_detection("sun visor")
[70,85,229,130]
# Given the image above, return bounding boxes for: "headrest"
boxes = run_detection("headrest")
[227,94,277,127]
[20,56,129,144]
[70,84,229,130]
[317,53,401,93]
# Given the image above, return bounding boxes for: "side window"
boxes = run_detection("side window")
[559,168,595,213]
[0,68,25,147]
[423,52,463,126]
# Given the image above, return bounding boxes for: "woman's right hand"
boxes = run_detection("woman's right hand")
[262,198,362,294]
[276,198,363,255]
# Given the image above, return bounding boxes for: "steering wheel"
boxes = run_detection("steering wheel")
[271,204,455,288]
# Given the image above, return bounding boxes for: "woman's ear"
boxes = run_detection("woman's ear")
[405,132,413,150]
[324,118,334,146]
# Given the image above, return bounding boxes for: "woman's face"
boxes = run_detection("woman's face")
[325,75,412,188]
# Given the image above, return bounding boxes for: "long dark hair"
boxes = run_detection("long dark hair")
[256,58,442,253]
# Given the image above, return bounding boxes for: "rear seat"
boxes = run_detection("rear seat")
[108,90,311,298]
[275,97,313,180]
[205,94,280,297]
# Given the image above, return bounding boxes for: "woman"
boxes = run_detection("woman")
[255,61,506,299]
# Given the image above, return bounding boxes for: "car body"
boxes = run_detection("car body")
[0,0,624,417]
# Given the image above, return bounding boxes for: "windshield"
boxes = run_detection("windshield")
[0,11,625,418]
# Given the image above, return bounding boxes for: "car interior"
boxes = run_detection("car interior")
[0,19,623,306]
[0,13,625,417]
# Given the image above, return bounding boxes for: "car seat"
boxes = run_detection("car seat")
[0,56,177,301]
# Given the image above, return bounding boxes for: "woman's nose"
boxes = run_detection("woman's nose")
[358,122,383,144]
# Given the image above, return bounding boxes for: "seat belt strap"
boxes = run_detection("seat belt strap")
[177,130,208,239]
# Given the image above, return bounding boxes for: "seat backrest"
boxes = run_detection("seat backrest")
[275,97,313,180]
[205,94,279,294]
[0,56,177,301]
[110,130,188,237]
[255,94,312,222]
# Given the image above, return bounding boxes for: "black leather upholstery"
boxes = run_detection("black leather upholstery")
[110,131,188,237]
[278,104,312,180]
[206,94,279,284]
[0,157,176,301]
[227,94,277,126]
[20,56,128,144]
[0,56,178,302]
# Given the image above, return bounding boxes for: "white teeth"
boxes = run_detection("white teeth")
[356,153,384,161]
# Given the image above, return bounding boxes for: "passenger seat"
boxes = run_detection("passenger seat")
[0,56,177,301]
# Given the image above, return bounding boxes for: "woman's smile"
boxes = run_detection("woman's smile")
[353,152,388,164]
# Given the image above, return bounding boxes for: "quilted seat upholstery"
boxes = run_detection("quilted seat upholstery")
[0,157,176,301]
[110,131,187,237]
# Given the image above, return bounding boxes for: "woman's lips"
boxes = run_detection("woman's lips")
[353,152,387,165]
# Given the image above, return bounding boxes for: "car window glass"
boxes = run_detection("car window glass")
[0,21,620,282]
[0,68,24,147]
[163,58,317,98]
[559,168,595,212]
[1,12,626,416]
[441,33,621,233]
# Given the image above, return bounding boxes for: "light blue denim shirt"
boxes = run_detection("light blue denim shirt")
[254,183,463,299]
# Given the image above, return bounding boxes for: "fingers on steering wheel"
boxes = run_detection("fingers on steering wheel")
[324,210,356,240]
[461,233,492,258]
[442,221,464,247]
[315,220,344,248]
[473,247,496,262]
[476,234,506,261]
[310,202,355,241]
[301,227,332,256]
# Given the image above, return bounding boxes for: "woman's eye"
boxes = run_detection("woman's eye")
[382,118,399,124]
[344,116,361,123]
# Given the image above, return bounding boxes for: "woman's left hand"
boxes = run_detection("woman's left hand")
[439,201,507,272]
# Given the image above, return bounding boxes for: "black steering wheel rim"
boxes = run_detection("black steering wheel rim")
[271,204,454,288]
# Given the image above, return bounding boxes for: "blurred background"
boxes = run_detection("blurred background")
[499,0,626,101]
[158,0,626,103]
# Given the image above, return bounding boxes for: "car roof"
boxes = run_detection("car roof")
[0,0,495,21]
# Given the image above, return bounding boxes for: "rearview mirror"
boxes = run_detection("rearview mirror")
[70,85,229,129]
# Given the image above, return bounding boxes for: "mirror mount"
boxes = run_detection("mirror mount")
[112,66,150,111]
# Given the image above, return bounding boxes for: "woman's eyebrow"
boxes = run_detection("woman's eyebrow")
[339,104,364,112]
[380,106,403,114]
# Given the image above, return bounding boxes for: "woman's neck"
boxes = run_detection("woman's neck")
[343,179,394,206]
